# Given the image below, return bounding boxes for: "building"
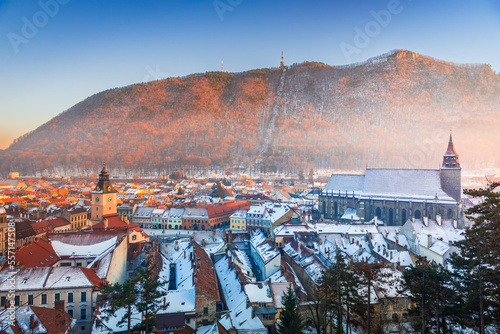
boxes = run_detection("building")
[0,305,75,333]
[91,164,118,221]
[230,209,247,231]
[61,207,88,231]
[0,266,102,334]
[249,230,281,280]
[168,208,184,229]
[319,135,463,227]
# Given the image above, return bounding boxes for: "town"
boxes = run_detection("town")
[0,136,496,334]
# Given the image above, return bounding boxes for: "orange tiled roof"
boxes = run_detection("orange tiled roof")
[31,306,74,333]
[193,242,220,302]
[11,239,59,269]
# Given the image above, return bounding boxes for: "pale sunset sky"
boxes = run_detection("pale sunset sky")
[0,0,499,149]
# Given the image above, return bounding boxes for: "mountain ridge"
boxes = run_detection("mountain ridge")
[2,50,499,176]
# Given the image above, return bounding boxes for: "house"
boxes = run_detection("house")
[90,213,150,244]
[7,238,60,269]
[249,230,281,280]
[0,305,75,334]
[161,209,170,229]
[132,206,154,228]
[214,252,266,333]
[14,220,36,248]
[400,217,462,265]
[193,242,222,327]
[150,208,165,229]
[168,208,184,229]
[230,210,247,231]
[60,207,88,231]
[244,282,278,329]
[47,230,128,284]
[0,266,102,334]
[45,217,72,233]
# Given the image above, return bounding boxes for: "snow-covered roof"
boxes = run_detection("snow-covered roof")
[50,234,117,259]
[215,255,266,332]
[168,207,184,219]
[341,207,360,221]
[158,288,196,314]
[231,209,247,219]
[133,206,154,218]
[250,230,279,264]
[244,282,273,303]
[323,169,458,203]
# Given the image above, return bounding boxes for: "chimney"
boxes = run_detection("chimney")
[225,248,229,258]
[395,237,399,245]
[30,314,35,329]
[55,300,65,312]
[377,245,381,252]
[240,280,245,292]
[427,234,432,248]
[351,238,354,244]
[124,216,129,224]
[184,250,186,259]
[453,220,458,229]
[356,240,359,246]
[103,219,109,230]
[163,297,166,310]
[390,251,393,260]
[192,272,195,285]
[423,216,428,227]
[213,230,216,241]
[436,214,442,226]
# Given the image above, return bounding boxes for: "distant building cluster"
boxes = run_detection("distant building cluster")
[0,136,475,333]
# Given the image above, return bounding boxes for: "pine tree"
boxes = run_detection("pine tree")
[99,278,139,334]
[133,266,168,333]
[278,285,304,334]
[402,257,462,333]
[450,181,500,333]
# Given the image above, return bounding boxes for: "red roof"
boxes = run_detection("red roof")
[47,217,71,228]
[11,239,60,269]
[80,266,105,288]
[201,200,250,219]
[91,213,141,230]
[31,306,74,333]
[193,243,220,302]
[31,220,54,235]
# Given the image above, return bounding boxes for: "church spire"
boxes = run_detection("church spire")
[442,131,460,169]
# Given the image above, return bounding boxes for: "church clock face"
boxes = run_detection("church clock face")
[108,197,112,202]
[96,197,100,202]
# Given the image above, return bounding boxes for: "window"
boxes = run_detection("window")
[393,300,398,309]
[132,235,137,241]
[28,295,34,305]
[41,294,47,305]
[203,307,208,315]
[67,309,73,317]
[55,293,60,301]
[80,308,87,320]
[0,296,5,307]
[81,292,87,302]
[68,292,74,303]
[76,262,82,267]
[14,296,20,306]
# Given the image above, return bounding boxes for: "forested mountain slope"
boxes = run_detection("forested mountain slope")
[2,50,499,176]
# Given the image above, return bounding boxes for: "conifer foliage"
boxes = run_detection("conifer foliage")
[278,285,304,334]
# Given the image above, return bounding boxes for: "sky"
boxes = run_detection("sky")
[0,0,499,149]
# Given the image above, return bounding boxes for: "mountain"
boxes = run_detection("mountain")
[2,50,499,177]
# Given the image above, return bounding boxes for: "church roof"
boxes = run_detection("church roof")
[323,168,457,203]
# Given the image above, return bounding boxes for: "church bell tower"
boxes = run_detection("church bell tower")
[440,133,461,201]
[91,164,118,220]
